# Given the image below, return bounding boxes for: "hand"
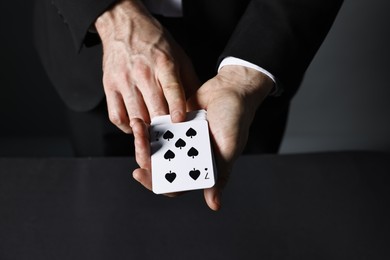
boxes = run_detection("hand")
[186,66,274,210]
[132,65,274,211]
[95,0,199,133]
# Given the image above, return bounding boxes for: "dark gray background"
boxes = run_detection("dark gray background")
[280,0,390,153]
[0,1,71,156]
[0,0,389,156]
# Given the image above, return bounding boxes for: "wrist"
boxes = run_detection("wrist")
[217,66,274,113]
[94,0,151,41]
[218,65,274,98]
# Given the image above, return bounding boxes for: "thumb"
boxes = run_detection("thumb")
[186,82,211,112]
[203,166,231,211]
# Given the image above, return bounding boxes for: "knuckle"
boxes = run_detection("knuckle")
[133,61,152,81]
[103,70,129,90]
[163,82,181,92]
[109,111,125,126]
[156,52,175,69]
[103,75,121,90]
[102,76,115,89]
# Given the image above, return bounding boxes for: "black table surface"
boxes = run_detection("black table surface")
[1,152,389,260]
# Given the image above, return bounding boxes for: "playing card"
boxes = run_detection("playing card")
[150,110,217,194]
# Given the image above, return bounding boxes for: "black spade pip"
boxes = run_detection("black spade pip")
[165,171,176,183]
[164,150,175,161]
[186,128,197,138]
[189,168,200,180]
[163,130,174,141]
[175,138,186,149]
[187,147,199,158]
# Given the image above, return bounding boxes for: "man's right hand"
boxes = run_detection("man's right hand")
[95,0,199,133]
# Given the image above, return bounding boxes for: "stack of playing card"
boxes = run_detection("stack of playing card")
[150,110,217,194]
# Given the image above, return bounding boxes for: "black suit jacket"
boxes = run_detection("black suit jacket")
[34,0,343,112]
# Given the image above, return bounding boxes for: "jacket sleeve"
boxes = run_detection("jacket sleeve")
[51,0,118,51]
[220,0,343,96]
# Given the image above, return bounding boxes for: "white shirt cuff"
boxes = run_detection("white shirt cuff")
[218,57,281,96]
[218,57,276,83]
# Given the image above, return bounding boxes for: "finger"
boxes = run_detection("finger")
[186,84,210,112]
[122,84,151,124]
[204,169,230,211]
[157,63,186,123]
[204,187,221,211]
[105,91,132,134]
[132,117,153,191]
[131,118,151,169]
[133,63,170,119]
[131,117,183,196]
[133,168,153,191]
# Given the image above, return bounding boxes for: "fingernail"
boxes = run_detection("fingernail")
[171,111,183,123]
[213,192,222,211]
[129,118,136,128]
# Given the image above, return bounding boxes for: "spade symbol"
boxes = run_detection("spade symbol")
[187,147,199,158]
[175,138,186,149]
[164,150,175,161]
[163,130,174,141]
[165,171,176,183]
[186,128,197,138]
[189,168,200,180]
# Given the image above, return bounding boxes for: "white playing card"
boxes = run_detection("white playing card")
[150,110,217,194]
